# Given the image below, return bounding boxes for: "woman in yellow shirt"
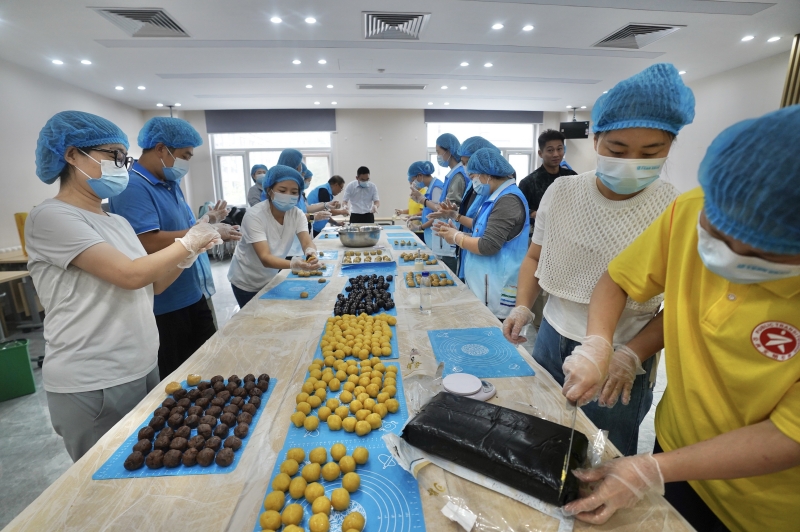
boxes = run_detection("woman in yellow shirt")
[395,164,427,241]
[562,106,800,531]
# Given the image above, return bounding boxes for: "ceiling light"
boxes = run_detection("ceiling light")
[115,86,123,90]
[523,25,534,31]
[441,85,448,89]
[603,91,608,94]
[460,62,469,66]
[51,59,63,65]
[292,59,301,65]
[174,103,181,107]
[428,102,433,105]
[326,84,333,88]
[137,86,146,90]
[678,70,686,75]
[492,23,504,30]
[270,17,282,23]
[566,105,573,109]
[484,62,493,68]
[768,36,780,42]
[81,59,92,65]
[305,17,317,24]
[580,106,586,109]
[741,35,754,42]
[156,103,163,107]
[318,59,327,64]
[306,84,313,88]
[460,86,467,90]
[314,101,320,105]
[444,102,450,106]
[331,102,337,105]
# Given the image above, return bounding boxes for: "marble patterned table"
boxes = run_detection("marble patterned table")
[3,230,693,532]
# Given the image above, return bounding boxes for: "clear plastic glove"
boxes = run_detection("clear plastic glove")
[410,186,425,204]
[313,211,332,222]
[599,345,646,407]
[502,306,535,345]
[304,247,319,261]
[433,220,461,245]
[562,453,664,525]
[370,204,379,214]
[407,218,422,232]
[427,207,458,221]
[326,201,341,209]
[562,335,614,407]
[204,200,229,224]
[176,222,222,268]
[213,223,241,242]
[290,255,321,271]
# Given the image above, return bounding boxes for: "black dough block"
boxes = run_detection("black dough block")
[400,392,589,507]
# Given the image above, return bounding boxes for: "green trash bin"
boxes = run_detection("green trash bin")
[0,339,36,402]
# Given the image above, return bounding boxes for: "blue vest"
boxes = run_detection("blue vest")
[440,163,468,206]
[457,182,489,278]
[421,178,444,249]
[463,180,530,319]
[308,183,333,232]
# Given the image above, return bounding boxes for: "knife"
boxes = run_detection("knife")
[558,402,578,502]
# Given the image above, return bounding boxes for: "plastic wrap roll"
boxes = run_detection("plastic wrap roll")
[400,392,588,506]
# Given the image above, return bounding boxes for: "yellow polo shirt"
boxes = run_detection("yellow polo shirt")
[608,187,800,532]
[408,187,427,217]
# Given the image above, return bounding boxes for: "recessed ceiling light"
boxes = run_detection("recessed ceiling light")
[492,23,504,30]
[523,25,534,31]
[441,85,448,89]
[741,35,754,42]
[679,70,686,75]
[460,86,467,90]
[580,106,586,109]
[331,101,337,105]
[305,17,317,24]
[137,86,146,90]
[270,17,282,23]
[81,59,92,65]
[156,103,163,107]
[115,86,123,90]
[484,62,493,68]
[314,101,320,105]
[292,59,301,65]
[460,62,469,66]
[428,102,433,105]
[318,59,327,64]
[174,103,181,107]
[306,84,313,88]
[566,105,573,109]
[444,102,450,106]
[52,59,63,65]
[326,84,333,88]
[768,36,780,42]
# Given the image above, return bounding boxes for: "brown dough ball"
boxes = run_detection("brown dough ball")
[210,397,226,408]
[215,448,234,467]
[237,412,253,425]
[196,448,215,467]
[153,436,171,452]
[201,388,215,399]
[233,387,247,398]
[197,424,213,439]
[244,373,256,383]
[174,426,191,439]
[205,436,222,451]
[213,381,226,393]
[225,381,237,393]
[257,379,270,392]
[145,450,164,469]
[223,404,240,416]
[184,414,200,429]
[163,449,182,468]
[249,387,263,397]
[249,396,262,408]
[195,397,211,409]
[234,423,249,438]
[216,390,231,402]
[220,413,237,427]
[167,413,184,429]
[148,416,166,431]
[187,389,201,402]
[244,381,256,392]
[176,398,191,409]
[182,447,199,466]
[258,373,269,382]
[123,451,145,471]
[224,436,242,450]
[230,396,245,407]
[159,427,174,440]
[187,405,203,417]
[228,374,241,386]
[199,415,217,428]
[188,435,206,450]
[169,437,188,452]
[210,375,224,385]
[161,397,177,409]
[206,405,223,417]
[213,423,230,439]
[153,407,170,419]
[137,426,155,441]
[172,388,188,401]
[197,381,211,391]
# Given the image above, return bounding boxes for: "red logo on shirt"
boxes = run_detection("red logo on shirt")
[751,322,800,361]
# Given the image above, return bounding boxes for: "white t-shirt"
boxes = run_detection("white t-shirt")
[342,180,379,214]
[228,202,309,292]
[25,199,159,393]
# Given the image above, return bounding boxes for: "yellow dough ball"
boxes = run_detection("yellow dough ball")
[326,398,340,410]
[331,488,351,512]
[164,381,181,395]
[342,472,361,493]
[342,511,366,531]
[296,402,312,415]
[328,378,341,391]
[302,381,315,394]
[342,416,357,432]
[280,459,299,476]
[308,512,330,532]
[348,399,363,414]
[357,393,370,403]
[289,476,307,499]
[354,409,370,422]
[377,392,389,404]
[335,406,350,419]
[187,373,202,386]
[263,490,285,512]
[296,392,310,404]
[321,461,341,481]
[327,414,342,431]
[315,388,327,400]
[339,390,353,404]
[286,448,305,462]
[301,462,321,482]
[373,403,388,419]
[383,385,397,397]
[272,472,291,492]
[352,447,369,465]
[385,398,400,413]
[355,420,371,436]
[284,526,303,532]
[304,416,320,431]
[281,503,304,526]
[386,364,398,373]
[339,455,356,474]
[312,495,332,516]
[318,406,332,421]
[290,411,306,428]
[259,510,281,530]
[330,442,347,461]
[362,398,376,411]
[308,395,322,408]
[374,362,386,372]
[309,446,327,464]
[366,413,382,430]
[304,481,326,503]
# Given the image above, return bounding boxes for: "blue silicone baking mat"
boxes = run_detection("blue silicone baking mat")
[427,327,536,378]
[316,250,339,259]
[313,317,399,360]
[402,271,456,288]
[339,262,397,277]
[254,438,425,532]
[287,261,335,278]
[93,379,277,479]
[388,240,425,251]
[261,279,330,300]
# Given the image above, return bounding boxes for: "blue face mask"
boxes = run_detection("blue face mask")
[162,149,190,182]
[75,150,129,199]
[271,191,299,212]
[358,180,369,188]
[595,154,666,195]
[436,154,449,168]
[471,175,490,196]
[413,179,425,190]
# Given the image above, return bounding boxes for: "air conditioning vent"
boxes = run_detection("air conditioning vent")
[363,12,430,40]
[594,24,684,49]
[357,84,427,90]
[93,8,189,37]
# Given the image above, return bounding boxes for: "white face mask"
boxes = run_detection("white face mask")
[697,223,800,284]
[595,153,667,195]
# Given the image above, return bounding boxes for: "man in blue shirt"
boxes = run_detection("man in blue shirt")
[110,117,241,378]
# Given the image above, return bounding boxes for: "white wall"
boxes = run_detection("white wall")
[332,109,427,217]
[542,111,596,175]
[0,57,144,248]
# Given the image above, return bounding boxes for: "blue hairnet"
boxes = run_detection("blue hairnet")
[277,148,303,169]
[592,63,695,135]
[457,136,499,158]
[301,163,313,179]
[35,111,129,184]
[699,105,800,255]
[265,165,305,192]
[466,148,515,178]
[250,164,268,177]
[137,117,203,149]
[407,160,435,178]
[435,133,461,158]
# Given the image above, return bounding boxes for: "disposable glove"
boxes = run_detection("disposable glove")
[370,204,378,214]
[562,335,613,407]
[176,222,222,268]
[213,223,241,242]
[203,200,229,224]
[313,211,332,222]
[562,453,664,525]
[599,345,645,407]
[502,306,535,345]
[290,255,321,271]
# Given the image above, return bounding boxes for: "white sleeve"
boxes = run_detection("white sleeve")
[342,182,353,202]
[26,203,106,270]
[531,185,552,245]
[292,209,309,235]
[372,183,380,202]
[240,208,267,245]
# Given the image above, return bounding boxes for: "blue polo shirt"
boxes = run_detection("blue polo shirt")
[109,161,203,316]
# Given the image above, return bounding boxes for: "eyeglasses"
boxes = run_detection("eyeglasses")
[91,148,133,169]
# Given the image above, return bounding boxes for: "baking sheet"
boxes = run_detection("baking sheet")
[427,327,536,378]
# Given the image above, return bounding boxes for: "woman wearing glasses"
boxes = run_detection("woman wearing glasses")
[26,111,221,461]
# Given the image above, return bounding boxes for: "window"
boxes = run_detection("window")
[210,132,333,205]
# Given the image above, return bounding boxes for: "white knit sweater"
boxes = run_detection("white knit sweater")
[535,171,679,313]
